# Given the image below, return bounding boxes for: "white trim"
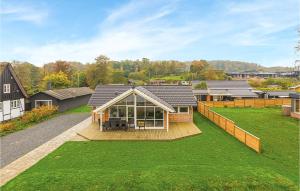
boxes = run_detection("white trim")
[10,100,20,109]
[94,89,134,113]
[99,111,103,131]
[35,100,53,108]
[3,84,10,94]
[173,106,189,114]
[93,88,175,113]
[167,111,169,132]
[134,93,137,128]
[133,89,174,112]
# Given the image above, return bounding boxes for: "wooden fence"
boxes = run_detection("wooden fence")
[198,102,261,153]
[204,98,291,108]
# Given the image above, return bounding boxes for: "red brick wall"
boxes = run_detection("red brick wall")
[169,106,193,122]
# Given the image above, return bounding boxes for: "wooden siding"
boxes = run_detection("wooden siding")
[204,98,291,108]
[0,66,25,102]
[169,106,193,122]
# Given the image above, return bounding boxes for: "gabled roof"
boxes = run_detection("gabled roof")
[192,89,208,95]
[0,62,28,98]
[39,87,94,100]
[266,91,295,97]
[206,80,252,89]
[88,85,196,110]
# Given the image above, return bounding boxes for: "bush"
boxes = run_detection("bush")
[0,122,16,132]
[21,106,58,124]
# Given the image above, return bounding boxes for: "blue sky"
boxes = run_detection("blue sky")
[0,0,299,67]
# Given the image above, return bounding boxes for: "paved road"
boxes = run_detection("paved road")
[0,113,89,167]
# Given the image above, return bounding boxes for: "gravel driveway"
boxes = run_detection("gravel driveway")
[0,113,89,167]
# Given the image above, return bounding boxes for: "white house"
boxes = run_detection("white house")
[0,63,28,122]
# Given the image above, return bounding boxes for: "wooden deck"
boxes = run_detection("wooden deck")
[77,122,201,140]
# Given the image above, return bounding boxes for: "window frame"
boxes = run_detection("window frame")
[174,106,189,114]
[3,84,10,94]
[35,100,52,108]
[10,100,20,109]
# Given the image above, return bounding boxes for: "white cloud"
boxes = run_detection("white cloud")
[0,2,48,24]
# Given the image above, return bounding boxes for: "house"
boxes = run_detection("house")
[289,85,300,92]
[89,85,196,131]
[193,80,258,101]
[289,93,300,119]
[30,87,94,112]
[0,63,28,122]
[264,91,295,99]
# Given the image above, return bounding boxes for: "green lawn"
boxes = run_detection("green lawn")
[2,109,299,191]
[63,105,92,114]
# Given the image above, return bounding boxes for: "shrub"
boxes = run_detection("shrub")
[21,106,58,124]
[0,122,16,132]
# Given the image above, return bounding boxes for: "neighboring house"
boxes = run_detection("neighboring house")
[30,87,94,112]
[89,85,196,131]
[289,93,300,119]
[289,85,300,92]
[193,80,258,101]
[264,91,295,99]
[0,63,28,122]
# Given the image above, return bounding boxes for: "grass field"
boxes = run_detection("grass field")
[2,109,299,191]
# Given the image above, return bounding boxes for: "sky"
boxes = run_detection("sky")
[0,0,299,67]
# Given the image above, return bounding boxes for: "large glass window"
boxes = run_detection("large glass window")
[118,106,126,118]
[110,106,118,117]
[137,107,145,119]
[146,107,154,119]
[109,94,164,128]
[155,107,163,119]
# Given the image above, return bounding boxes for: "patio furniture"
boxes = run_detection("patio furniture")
[137,120,145,130]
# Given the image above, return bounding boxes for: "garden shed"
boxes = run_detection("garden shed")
[30,87,94,112]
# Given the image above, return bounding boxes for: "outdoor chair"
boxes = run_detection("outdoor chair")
[137,120,146,130]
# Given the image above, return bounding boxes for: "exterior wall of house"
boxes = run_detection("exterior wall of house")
[0,98,25,122]
[169,106,193,122]
[57,94,91,112]
[30,93,91,112]
[291,112,300,119]
[30,93,58,109]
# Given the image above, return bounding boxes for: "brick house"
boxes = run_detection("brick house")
[88,85,196,131]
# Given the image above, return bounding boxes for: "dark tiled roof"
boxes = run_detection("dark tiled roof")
[193,89,208,95]
[135,86,174,111]
[290,93,300,99]
[42,87,94,100]
[209,89,258,97]
[266,91,295,97]
[88,85,196,107]
[206,80,252,89]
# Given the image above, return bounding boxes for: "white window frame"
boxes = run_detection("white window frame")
[35,100,53,108]
[174,106,189,114]
[3,84,10,94]
[11,100,20,109]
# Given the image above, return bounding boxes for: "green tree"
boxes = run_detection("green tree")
[112,70,127,84]
[86,55,112,88]
[194,82,207,89]
[42,71,71,89]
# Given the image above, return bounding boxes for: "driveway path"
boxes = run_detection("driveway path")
[0,113,89,168]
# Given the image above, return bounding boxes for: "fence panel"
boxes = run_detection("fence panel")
[226,120,235,135]
[234,126,246,143]
[265,99,275,106]
[213,113,220,126]
[254,99,265,107]
[234,100,245,107]
[197,101,261,153]
[245,134,260,153]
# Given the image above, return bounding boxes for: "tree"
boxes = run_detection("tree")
[128,70,147,81]
[41,71,71,89]
[190,60,209,73]
[194,82,207,89]
[112,70,127,84]
[86,55,112,88]
[12,61,42,95]
[71,71,87,87]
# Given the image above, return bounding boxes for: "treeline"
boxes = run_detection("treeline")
[11,56,226,95]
